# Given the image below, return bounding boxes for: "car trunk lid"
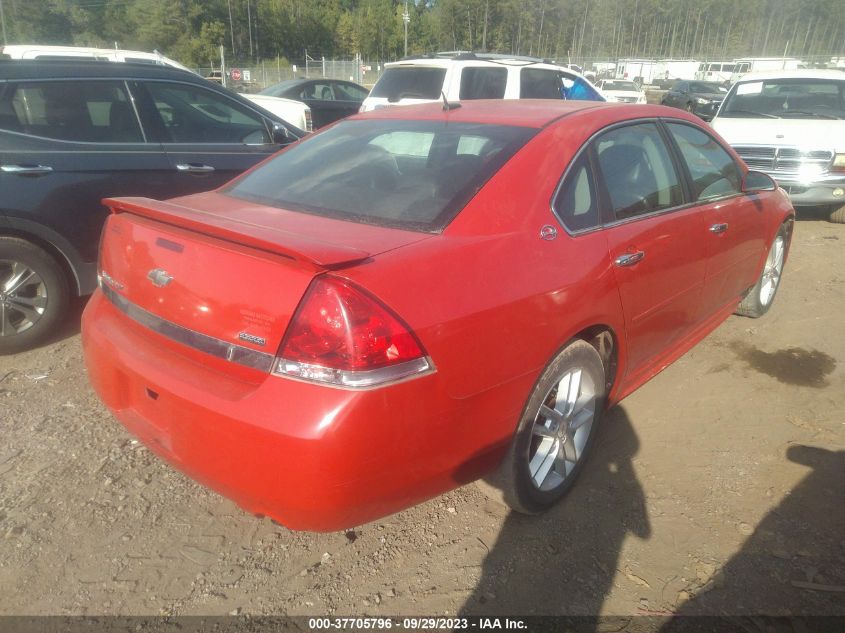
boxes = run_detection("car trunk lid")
[98,195,431,370]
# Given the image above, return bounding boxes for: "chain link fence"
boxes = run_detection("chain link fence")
[194,57,387,93]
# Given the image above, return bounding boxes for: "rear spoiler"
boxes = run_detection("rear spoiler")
[103,197,371,269]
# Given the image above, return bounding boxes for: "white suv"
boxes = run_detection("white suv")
[711,70,845,223]
[360,52,603,111]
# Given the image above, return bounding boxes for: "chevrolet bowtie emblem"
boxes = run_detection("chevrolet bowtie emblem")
[147,268,173,288]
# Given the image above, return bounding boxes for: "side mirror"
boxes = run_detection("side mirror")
[743,170,777,193]
[272,123,294,145]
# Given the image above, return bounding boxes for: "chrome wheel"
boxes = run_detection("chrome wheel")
[759,234,785,307]
[528,367,597,491]
[0,260,47,336]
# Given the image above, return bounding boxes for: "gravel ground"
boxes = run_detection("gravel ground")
[1,214,843,617]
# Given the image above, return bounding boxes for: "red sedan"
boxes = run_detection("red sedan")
[82,100,794,531]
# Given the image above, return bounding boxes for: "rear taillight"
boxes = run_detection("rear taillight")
[274,276,431,388]
[304,109,313,132]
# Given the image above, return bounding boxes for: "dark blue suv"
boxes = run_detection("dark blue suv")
[0,61,302,353]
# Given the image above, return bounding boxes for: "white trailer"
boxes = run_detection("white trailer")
[730,57,801,82]
[615,59,657,85]
[652,59,699,87]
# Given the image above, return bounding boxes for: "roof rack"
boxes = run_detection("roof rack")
[398,51,557,66]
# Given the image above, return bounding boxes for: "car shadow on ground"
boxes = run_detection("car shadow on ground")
[459,406,650,618]
[458,405,844,628]
[661,444,845,625]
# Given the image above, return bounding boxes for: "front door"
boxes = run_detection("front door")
[594,121,707,375]
[132,80,282,197]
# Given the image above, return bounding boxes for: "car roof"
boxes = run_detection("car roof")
[352,99,622,128]
[735,69,845,82]
[384,56,590,79]
[0,59,204,82]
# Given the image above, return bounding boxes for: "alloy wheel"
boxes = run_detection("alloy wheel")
[759,234,785,306]
[527,367,597,491]
[0,260,48,336]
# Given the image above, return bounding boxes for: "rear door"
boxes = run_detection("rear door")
[132,80,282,196]
[595,121,707,374]
[0,78,171,272]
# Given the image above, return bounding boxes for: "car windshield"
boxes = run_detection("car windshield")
[604,81,638,91]
[225,119,536,232]
[369,67,447,101]
[259,80,300,98]
[691,82,727,93]
[720,78,845,119]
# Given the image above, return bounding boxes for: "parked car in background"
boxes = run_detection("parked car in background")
[661,80,728,120]
[83,100,793,531]
[242,92,313,131]
[596,79,646,103]
[0,44,191,71]
[360,52,604,112]
[0,61,303,353]
[712,70,845,223]
[254,78,368,129]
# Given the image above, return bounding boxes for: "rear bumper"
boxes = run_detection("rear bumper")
[82,290,520,531]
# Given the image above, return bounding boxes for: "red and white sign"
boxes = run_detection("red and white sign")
[231,68,242,81]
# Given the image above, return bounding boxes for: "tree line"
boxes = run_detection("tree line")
[2,0,843,67]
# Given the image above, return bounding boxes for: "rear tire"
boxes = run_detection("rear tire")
[482,340,607,514]
[830,205,845,224]
[0,237,69,354]
[735,223,790,318]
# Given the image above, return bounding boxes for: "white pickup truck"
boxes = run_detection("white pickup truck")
[712,70,845,223]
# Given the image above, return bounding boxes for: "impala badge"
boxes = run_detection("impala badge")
[147,268,173,288]
[238,332,266,347]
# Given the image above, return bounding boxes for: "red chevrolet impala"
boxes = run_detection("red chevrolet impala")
[82,101,794,531]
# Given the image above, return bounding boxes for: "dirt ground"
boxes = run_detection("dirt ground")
[0,213,843,618]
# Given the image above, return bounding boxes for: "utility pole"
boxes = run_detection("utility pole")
[247,0,253,59]
[227,0,235,58]
[0,0,7,47]
[403,0,410,57]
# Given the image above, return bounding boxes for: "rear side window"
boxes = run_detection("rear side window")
[334,83,369,101]
[595,123,683,220]
[369,67,447,101]
[459,67,507,100]
[144,82,269,144]
[0,80,143,143]
[667,123,741,200]
[226,119,536,232]
[553,153,599,232]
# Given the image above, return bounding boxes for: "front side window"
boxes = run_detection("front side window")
[595,123,683,220]
[459,67,507,100]
[667,123,741,200]
[145,82,269,144]
[520,69,562,99]
[2,80,143,143]
[553,153,599,232]
[226,119,536,232]
[301,83,335,101]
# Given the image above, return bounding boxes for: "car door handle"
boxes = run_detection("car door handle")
[614,251,645,267]
[175,163,215,173]
[709,223,729,234]
[1,164,53,176]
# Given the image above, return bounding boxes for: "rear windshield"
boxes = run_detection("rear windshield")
[225,119,536,232]
[369,67,447,102]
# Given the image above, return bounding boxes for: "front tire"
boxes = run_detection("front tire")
[485,340,607,514]
[735,223,790,318]
[0,237,69,354]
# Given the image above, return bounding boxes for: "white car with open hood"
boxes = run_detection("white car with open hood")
[596,79,646,103]
[712,70,845,223]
